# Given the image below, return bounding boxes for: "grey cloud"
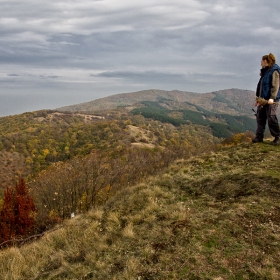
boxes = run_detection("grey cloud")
[95,70,187,84]
[0,0,280,115]
[39,75,61,79]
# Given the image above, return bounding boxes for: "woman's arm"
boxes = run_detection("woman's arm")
[271,70,280,99]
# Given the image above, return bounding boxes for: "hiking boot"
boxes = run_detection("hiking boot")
[271,137,280,145]
[252,137,263,143]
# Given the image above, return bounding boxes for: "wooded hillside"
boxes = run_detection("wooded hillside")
[0,107,255,191]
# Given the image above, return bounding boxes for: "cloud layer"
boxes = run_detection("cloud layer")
[1,0,280,115]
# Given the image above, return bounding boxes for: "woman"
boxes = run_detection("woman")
[253,53,280,145]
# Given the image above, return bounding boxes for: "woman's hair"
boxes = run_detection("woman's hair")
[268,53,276,67]
[262,55,269,62]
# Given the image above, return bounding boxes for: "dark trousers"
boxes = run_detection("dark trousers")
[256,103,280,138]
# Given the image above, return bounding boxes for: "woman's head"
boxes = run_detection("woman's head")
[261,55,269,68]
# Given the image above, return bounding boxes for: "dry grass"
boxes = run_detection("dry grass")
[1,141,280,279]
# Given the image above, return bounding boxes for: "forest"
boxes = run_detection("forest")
[131,100,256,137]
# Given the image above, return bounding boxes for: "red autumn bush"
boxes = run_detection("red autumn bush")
[0,178,36,242]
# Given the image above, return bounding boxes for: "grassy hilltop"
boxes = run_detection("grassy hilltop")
[1,140,280,280]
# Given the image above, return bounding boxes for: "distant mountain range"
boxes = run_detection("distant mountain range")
[57,88,256,117]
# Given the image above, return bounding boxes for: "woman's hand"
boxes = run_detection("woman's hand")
[268,99,274,104]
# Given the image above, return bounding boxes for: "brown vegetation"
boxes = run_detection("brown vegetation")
[0,140,280,279]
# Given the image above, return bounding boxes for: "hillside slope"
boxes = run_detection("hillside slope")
[0,109,218,192]
[57,88,256,117]
[1,141,280,279]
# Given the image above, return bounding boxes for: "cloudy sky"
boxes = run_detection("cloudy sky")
[1,0,280,116]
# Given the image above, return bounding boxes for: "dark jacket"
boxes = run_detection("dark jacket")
[260,64,280,100]
[256,67,269,97]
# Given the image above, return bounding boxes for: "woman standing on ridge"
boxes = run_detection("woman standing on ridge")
[253,53,280,145]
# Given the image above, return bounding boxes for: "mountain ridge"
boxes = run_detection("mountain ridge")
[56,88,256,117]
